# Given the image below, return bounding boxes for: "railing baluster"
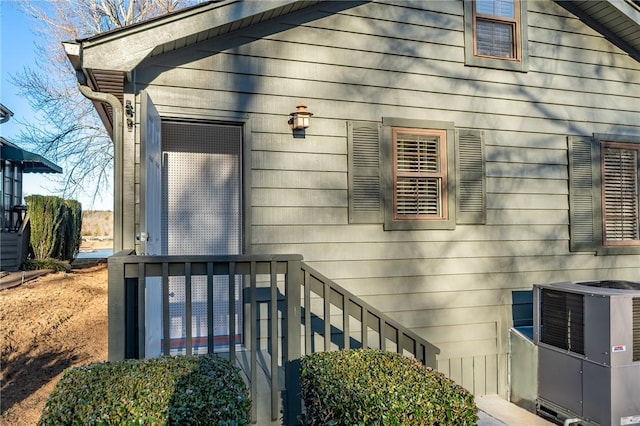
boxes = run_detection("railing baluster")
[393,327,402,354]
[162,262,170,356]
[207,262,214,354]
[361,307,368,349]
[380,319,386,351]
[250,261,257,424]
[324,282,331,351]
[185,262,192,356]
[138,263,146,359]
[228,261,236,361]
[343,295,350,350]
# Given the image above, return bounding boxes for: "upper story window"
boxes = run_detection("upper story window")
[464,0,528,72]
[569,134,640,255]
[474,0,519,59]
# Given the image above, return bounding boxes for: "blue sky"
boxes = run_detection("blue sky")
[1,1,113,210]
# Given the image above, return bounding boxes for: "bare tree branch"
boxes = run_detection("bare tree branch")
[10,0,199,208]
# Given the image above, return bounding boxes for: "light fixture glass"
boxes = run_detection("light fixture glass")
[289,103,313,130]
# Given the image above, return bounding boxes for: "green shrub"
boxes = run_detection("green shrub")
[25,195,82,262]
[26,195,66,260]
[39,354,251,426]
[60,199,82,261]
[300,349,478,425]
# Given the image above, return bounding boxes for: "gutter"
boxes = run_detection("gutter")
[64,41,126,252]
[75,84,124,253]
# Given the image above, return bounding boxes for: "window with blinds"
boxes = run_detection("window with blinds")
[601,142,640,246]
[392,128,447,220]
[473,0,520,60]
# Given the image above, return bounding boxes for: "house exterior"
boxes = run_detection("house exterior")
[1,105,63,271]
[64,0,639,408]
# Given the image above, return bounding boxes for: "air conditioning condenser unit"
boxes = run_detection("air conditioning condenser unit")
[533,280,640,426]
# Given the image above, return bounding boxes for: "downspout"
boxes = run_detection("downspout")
[76,84,125,252]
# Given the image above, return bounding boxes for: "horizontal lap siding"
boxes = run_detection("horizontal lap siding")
[134,0,640,396]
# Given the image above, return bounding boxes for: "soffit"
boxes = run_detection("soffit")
[69,1,322,131]
[558,0,640,61]
[78,0,321,73]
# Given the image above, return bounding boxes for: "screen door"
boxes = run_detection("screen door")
[162,120,243,355]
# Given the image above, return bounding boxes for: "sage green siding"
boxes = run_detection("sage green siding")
[129,0,640,397]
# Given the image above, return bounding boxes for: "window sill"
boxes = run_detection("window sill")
[464,54,529,72]
[596,245,640,255]
[384,217,455,231]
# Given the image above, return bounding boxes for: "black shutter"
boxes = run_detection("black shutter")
[456,129,486,224]
[568,136,600,252]
[348,121,383,224]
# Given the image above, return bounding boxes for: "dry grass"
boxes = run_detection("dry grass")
[0,265,108,425]
[81,210,113,238]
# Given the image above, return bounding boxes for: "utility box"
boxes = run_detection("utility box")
[533,281,640,426]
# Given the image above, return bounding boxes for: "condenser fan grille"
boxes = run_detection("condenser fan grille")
[634,297,640,362]
[540,289,585,355]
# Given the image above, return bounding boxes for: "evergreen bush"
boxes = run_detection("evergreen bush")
[25,195,66,260]
[60,199,82,260]
[25,195,82,262]
[300,349,478,425]
[39,354,250,426]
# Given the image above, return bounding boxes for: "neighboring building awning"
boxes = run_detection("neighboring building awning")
[1,141,63,174]
[0,104,14,124]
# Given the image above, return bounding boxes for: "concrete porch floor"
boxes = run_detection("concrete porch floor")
[477,395,555,425]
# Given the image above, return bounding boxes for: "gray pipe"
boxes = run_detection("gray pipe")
[76,84,124,252]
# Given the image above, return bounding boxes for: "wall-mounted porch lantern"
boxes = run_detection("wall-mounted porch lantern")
[289,103,313,130]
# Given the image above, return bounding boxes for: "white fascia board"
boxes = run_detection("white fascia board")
[615,0,640,24]
[79,0,300,73]
[63,42,81,70]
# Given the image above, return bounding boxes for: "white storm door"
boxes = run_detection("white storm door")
[140,91,163,358]
[140,91,162,255]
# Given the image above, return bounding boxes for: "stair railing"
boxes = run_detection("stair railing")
[108,252,435,425]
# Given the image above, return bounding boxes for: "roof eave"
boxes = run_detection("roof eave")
[65,1,323,134]
[556,0,640,62]
[74,0,320,73]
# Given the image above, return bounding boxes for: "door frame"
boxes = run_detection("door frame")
[139,104,253,256]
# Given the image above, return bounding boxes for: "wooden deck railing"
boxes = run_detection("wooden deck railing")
[108,251,435,425]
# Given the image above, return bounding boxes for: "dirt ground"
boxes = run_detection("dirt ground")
[0,245,110,425]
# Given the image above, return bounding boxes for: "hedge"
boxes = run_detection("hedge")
[61,199,82,261]
[25,195,82,262]
[300,349,478,425]
[39,354,251,425]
